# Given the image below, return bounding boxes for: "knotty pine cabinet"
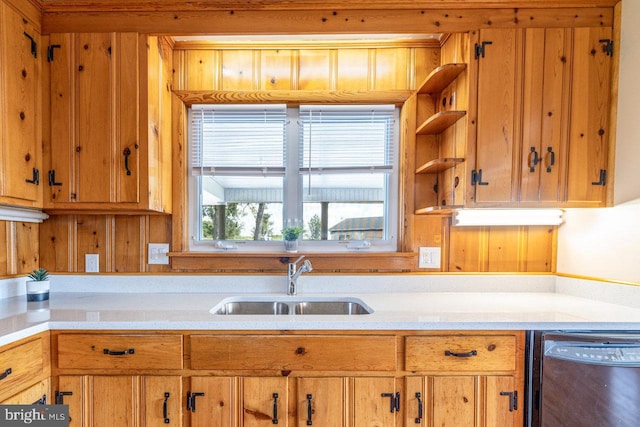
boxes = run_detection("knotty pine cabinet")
[0,333,50,405]
[470,27,613,207]
[50,330,524,426]
[0,0,42,208]
[46,33,172,213]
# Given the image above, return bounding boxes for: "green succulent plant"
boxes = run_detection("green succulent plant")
[282,226,303,241]
[28,268,49,282]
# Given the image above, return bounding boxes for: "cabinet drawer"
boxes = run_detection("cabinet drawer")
[57,334,183,370]
[0,338,45,400]
[405,335,516,372]
[191,335,397,371]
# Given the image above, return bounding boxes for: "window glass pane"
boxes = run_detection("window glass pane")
[302,173,387,241]
[200,176,283,241]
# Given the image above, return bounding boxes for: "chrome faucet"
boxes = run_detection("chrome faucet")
[287,255,312,295]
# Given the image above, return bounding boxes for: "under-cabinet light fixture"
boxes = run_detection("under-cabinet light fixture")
[0,206,48,223]
[452,209,563,227]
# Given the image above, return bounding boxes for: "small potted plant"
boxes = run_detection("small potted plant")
[282,226,303,253]
[26,268,50,302]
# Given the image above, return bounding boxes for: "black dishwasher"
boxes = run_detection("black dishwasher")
[527,331,640,427]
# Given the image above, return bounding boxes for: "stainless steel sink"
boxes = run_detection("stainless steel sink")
[214,301,290,315]
[294,301,370,315]
[211,297,372,315]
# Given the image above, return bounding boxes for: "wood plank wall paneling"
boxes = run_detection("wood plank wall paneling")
[0,221,39,276]
[39,215,172,274]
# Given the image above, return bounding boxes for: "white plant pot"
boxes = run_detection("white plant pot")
[284,240,299,253]
[26,280,50,302]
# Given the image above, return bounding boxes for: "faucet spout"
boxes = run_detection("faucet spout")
[287,256,312,295]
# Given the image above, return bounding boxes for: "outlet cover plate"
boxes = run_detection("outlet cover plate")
[419,247,441,269]
[85,254,99,272]
[148,243,170,265]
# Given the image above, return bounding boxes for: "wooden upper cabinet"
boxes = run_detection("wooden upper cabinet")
[46,33,172,213]
[471,26,613,207]
[0,1,42,207]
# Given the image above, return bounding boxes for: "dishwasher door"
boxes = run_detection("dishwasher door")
[541,333,640,427]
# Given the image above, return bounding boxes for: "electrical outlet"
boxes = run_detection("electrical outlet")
[148,243,170,265]
[419,247,441,269]
[85,254,99,272]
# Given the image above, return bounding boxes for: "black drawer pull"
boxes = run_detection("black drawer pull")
[0,368,11,380]
[163,392,170,423]
[272,393,279,424]
[306,394,313,425]
[103,348,135,356]
[415,392,423,424]
[445,349,478,358]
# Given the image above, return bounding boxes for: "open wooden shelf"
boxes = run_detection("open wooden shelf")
[417,63,467,95]
[416,158,464,174]
[416,110,466,135]
[414,205,462,215]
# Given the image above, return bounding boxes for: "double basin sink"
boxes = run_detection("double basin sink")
[211,296,372,315]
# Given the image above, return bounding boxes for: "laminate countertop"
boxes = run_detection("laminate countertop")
[2,273,640,346]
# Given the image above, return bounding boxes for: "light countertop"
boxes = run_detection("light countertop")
[2,272,640,346]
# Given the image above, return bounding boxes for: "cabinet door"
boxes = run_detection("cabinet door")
[0,2,40,204]
[48,32,140,205]
[520,28,569,203]
[242,377,288,427]
[189,376,234,427]
[352,377,398,426]
[566,27,612,205]
[143,376,182,427]
[56,375,85,427]
[432,376,476,426]
[297,377,346,427]
[484,376,519,427]
[474,29,521,204]
[89,375,137,427]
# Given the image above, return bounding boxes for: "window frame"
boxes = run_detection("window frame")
[187,104,400,253]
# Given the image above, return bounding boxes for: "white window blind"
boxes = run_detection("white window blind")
[190,104,287,177]
[298,105,395,174]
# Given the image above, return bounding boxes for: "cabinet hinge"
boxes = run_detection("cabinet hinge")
[500,390,518,412]
[23,32,37,58]
[471,169,489,186]
[474,41,493,59]
[48,44,61,62]
[599,39,614,56]
[55,391,73,405]
[186,391,205,413]
[591,169,607,186]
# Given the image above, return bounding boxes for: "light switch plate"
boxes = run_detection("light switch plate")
[419,247,441,269]
[148,243,170,265]
[85,254,99,272]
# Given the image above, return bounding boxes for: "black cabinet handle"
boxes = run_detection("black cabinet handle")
[306,394,313,425]
[528,147,539,172]
[55,391,73,405]
[32,395,47,405]
[26,168,39,185]
[546,147,556,173]
[500,390,518,412]
[445,349,478,358]
[415,392,423,424]
[472,169,489,186]
[592,169,607,186]
[272,393,279,424]
[123,148,132,176]
[103,348,135,356]
[0,368,11,380]
[163,392,170,424]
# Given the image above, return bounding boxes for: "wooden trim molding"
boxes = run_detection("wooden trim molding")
[174,90,413,106]
[168,252,418,273]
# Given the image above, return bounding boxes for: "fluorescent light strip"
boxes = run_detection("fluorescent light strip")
[0,206,49,223]
[452,209,563,227]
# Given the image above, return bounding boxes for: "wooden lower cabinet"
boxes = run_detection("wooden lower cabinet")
[55,375,183,427]
[50,330,523,427]
[0,379,49,404]
[405,375,519,426]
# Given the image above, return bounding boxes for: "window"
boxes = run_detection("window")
[189,104,398,252]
